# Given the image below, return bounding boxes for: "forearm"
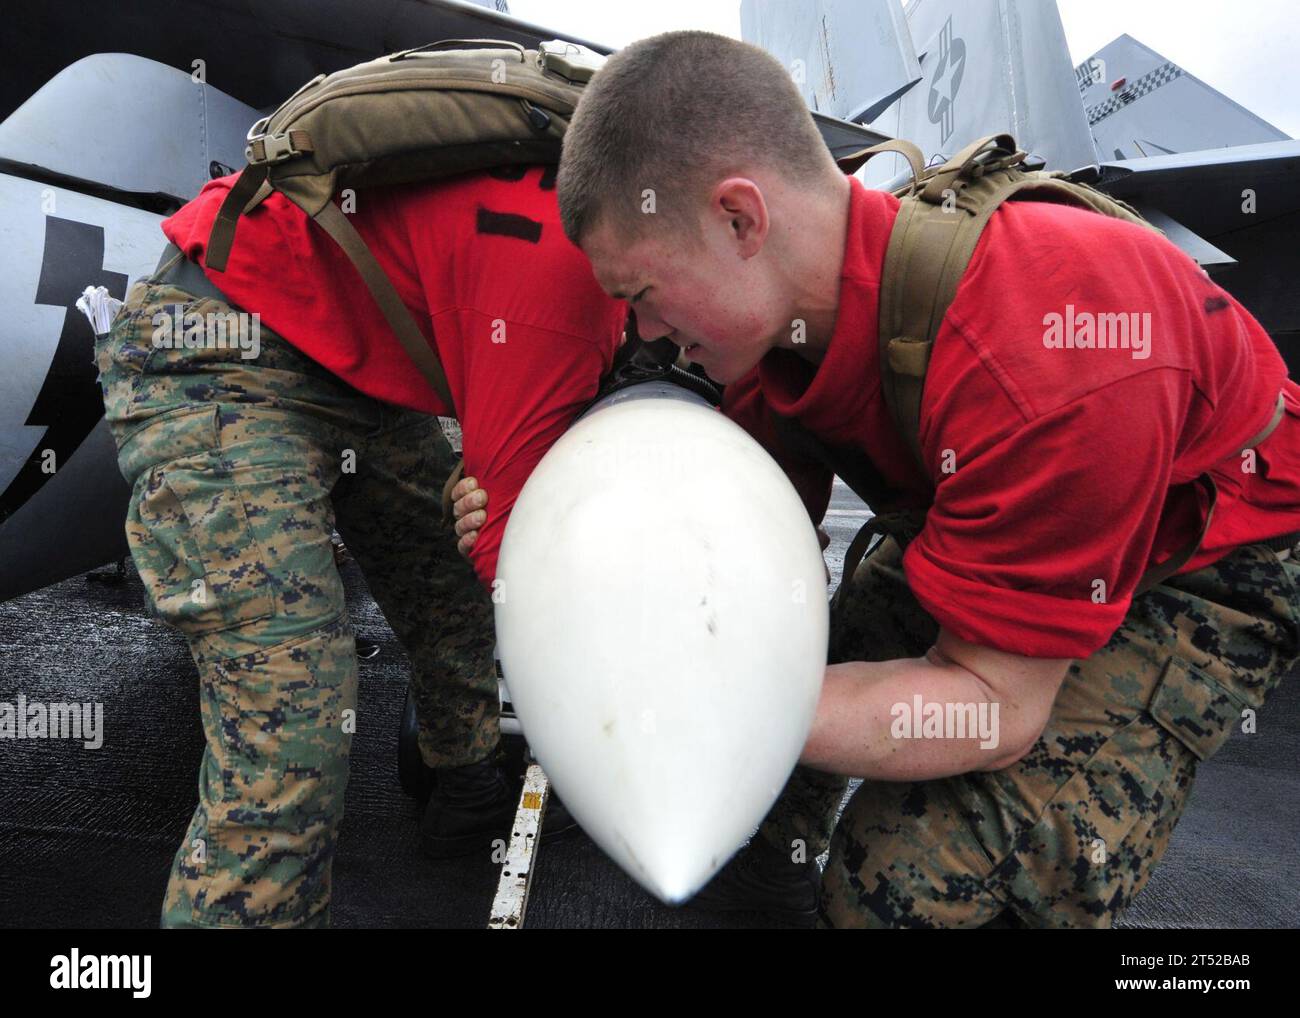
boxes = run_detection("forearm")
[799,652,1024,780]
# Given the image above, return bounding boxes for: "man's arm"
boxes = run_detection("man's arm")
[804,629,1069,779]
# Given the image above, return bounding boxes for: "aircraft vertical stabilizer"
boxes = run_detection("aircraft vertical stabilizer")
[865,0,1096,186]
[740,0,921,125]
[1078,34,1291,163]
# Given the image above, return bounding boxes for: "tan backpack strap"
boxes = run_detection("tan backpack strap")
[836,139,926,191]
[934,133,1019,177]
[312,200,456,412]
[1135,391,1284,594]
[243,178,274,215]
[876,188,963,471]
[879,166,1104,472]
[916,134,1020,203]
[205,163,270,271]
[1239,391,1287,453]
[978,173,1156,233]
[1135,477,1219,594]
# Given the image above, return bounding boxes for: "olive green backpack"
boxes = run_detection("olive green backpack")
[203,38,604,412]
[782,133,1282,604]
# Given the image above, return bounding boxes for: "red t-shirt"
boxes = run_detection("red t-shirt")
[162,166,625,585]
[729,175,1300,659]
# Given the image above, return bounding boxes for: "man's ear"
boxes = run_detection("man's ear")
[712,177,769,258]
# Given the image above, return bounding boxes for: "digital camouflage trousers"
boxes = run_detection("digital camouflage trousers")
[95,270,498,928]
[760,533,1298,928]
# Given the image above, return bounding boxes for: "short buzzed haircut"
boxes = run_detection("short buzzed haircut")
[557,30,839,246]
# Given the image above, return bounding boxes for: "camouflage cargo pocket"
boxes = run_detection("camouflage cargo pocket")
[976,704,1197,928]
[94,279,154,380]
[1147,656,1250,761]
[97,283,255,382]
[129,410,278,634]
[138,290,262,374]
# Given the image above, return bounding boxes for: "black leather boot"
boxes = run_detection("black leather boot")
[420,759,580,858]
[420,759,518,859]
[687,835,820,928]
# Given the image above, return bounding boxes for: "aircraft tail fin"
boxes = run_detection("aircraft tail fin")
[740,0,922,125]
[862,0,1096,186]
[1078,34,1290,163]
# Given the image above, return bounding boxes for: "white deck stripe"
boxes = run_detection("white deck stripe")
[487,763,549,929]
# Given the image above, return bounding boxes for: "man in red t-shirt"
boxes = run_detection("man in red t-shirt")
[455,32,1300,928]
[94,163,624,928]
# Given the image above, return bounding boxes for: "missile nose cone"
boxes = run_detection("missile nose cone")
[494,382,829,903]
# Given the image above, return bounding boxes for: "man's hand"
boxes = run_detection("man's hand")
[450,475,487,558]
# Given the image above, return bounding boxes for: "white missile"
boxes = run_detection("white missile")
[494,380,829,903]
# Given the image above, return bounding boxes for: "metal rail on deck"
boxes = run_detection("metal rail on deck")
[487,762,549,929]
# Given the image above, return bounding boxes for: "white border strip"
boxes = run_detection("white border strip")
[487,763,550,929]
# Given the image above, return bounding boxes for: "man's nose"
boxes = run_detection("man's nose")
[633,308,675,343]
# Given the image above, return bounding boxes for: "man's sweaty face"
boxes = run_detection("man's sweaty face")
[580,217,773,385]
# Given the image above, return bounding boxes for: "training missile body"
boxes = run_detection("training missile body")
[494,380,829,903]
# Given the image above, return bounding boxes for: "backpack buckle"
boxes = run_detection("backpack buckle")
[974,149,1029,176]
[244,118,304,165]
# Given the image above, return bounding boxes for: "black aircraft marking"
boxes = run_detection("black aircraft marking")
[927,16,966,147]
[1075,58,1105,96]
[0,216,125,524]
[476,207,543,243]
[1085,61,1184,127]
